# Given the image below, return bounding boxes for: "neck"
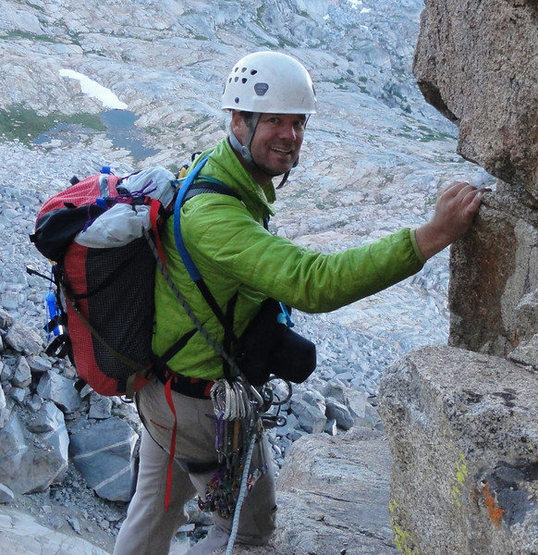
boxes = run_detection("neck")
[228,135,273,187]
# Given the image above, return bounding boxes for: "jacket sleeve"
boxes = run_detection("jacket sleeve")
[179,194,425,313]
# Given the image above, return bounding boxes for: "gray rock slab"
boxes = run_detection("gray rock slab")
[12,356,31,388]
[4,322,42,355]
[291,389,327,434]
[270,426,397,554]
[0,484,14,504]
[290,398,327,434]
[0,410,68,494]
[0,507,108,554]
[26,400,65,433]
[27,355,53,375]
[378,346,538,555]
[89,392,113,420]
[69,417,138,502]
[7,385,26,404]
[37,371,81,413]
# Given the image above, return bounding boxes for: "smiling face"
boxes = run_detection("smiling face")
[231,111,306,183]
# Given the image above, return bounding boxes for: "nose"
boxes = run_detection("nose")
[278,122,297,141]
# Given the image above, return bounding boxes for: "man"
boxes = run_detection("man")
[114,51,484,554]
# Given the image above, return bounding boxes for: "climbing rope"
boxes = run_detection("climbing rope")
[226,432,257,555]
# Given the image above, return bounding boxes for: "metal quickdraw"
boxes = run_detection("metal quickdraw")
[198,378,263,519]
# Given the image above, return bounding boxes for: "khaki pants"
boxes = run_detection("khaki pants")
[114,378,277,555]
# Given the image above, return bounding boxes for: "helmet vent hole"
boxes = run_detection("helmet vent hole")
[242,78,247,84]
[250,70,257,75]
[234,67,239,72]
[234,76,239,82]
[254,82,269,96]
[241,67,247,72]
[234,97,240,104]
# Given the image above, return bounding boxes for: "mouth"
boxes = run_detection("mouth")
[271,146,293,156]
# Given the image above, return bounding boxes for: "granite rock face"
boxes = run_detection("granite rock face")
[449,186,538,358]
[414,0,538,199]
[381,3,537,553]
[378,346,537,555]
[414,0,537,357]
[270,427,397,555]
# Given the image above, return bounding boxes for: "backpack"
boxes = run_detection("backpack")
[29,161,222,397]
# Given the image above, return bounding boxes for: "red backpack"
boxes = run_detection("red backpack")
[30,166,177,397]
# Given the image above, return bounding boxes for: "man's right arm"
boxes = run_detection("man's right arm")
[181,195,424,313]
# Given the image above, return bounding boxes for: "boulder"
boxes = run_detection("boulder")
[0,410,68,494]
[449,190,538,357]
[12,356,32,389]
[26,400,66,434]
[88,392,112,420]
[269,427,397,554]
[290,389,327,434]
[0,508,109,555]
[37,371,82,413]
[413,0,538,199]
[4,322,42,356]
[26,355,53,375]
[325,398,355,430]
[69,417,138,502]
[378,346,537,554]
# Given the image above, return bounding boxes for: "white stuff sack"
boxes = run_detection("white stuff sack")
[75,166,177,248]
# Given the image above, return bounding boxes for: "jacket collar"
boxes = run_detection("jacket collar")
[193,139,276,221]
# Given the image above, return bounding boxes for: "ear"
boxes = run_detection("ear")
[231,111,247,144]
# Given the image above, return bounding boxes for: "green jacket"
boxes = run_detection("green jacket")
[153,138,425,380]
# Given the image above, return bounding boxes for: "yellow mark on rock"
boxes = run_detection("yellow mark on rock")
[388,499,417,554]
[451,453,468,507]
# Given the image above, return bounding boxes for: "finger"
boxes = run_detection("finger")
[461,186,481,204]
[463,189,484,215]
[440,181,471,199]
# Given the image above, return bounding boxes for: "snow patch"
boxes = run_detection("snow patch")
[59,69,128,110]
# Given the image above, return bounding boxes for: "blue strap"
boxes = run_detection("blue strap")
[277,302,294,328]
[173,154,210,281]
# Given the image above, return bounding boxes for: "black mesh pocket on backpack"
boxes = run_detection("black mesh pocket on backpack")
[84,237,155,385]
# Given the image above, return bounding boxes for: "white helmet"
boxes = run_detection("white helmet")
[221,51,316,114]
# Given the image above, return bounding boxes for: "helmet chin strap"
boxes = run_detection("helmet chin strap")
[229,113,261,165]
[229,112,306,188]
[276,157,299,189]
[228,130,253,163]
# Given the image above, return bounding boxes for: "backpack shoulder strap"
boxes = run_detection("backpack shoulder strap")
[183,179,242,204]
[172,158,242,378]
